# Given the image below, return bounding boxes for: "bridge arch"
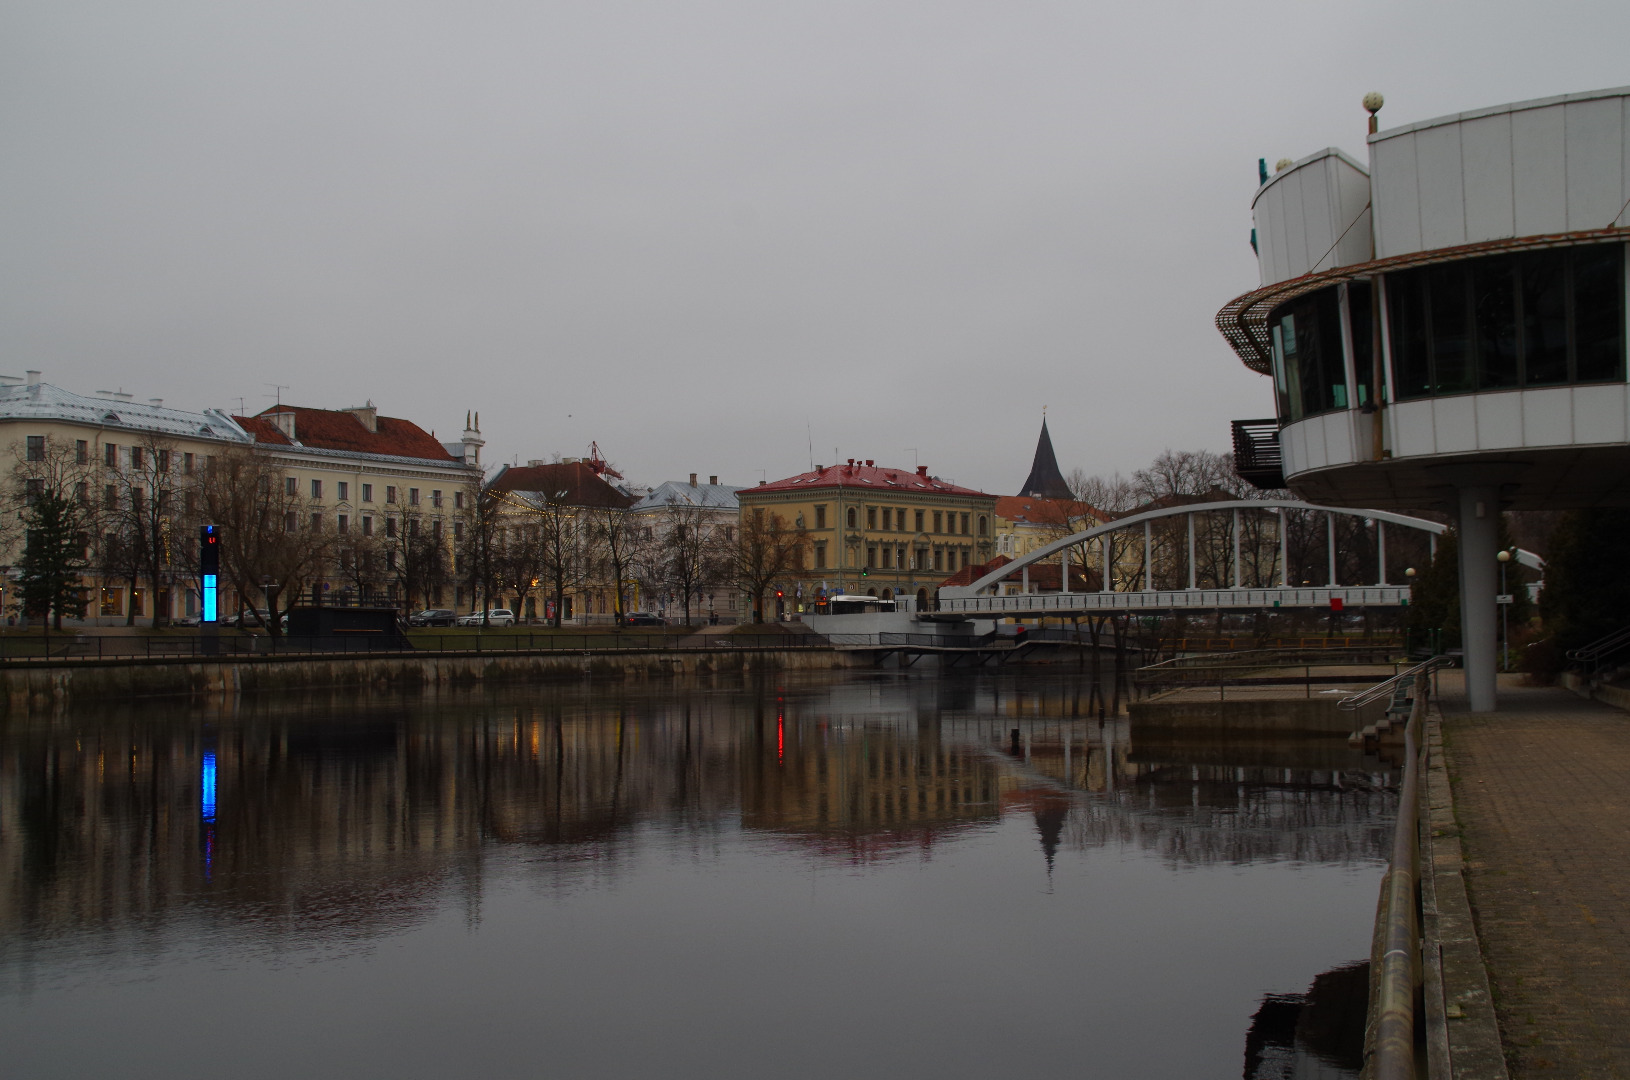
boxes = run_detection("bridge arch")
[940,499,1540,599]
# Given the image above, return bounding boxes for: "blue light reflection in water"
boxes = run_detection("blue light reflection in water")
[201,751,217,823]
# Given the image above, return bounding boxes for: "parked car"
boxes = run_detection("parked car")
[409,609,459,627]
[622,612,666,627]
[457,609,516,627]
[223,609,272,629]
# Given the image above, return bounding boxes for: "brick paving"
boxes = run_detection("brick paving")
[1440,673,1630,1078]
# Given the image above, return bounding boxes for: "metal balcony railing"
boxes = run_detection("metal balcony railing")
[1231,418,1284,490]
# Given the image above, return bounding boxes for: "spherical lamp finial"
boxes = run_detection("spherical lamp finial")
[1497,549,1512,563]
[1404,567,1417,579]
[1274,157,1294,173]
[1363,91,1385,135]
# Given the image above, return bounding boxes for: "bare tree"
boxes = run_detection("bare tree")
[379,503,448,612]
[193,446,331,635]
[733,508,807,624]
[588,503,639,624]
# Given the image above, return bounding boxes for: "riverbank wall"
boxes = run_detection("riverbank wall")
[0,647,854,714]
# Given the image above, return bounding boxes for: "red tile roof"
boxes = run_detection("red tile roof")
[753,461,993,498]
[994,496,1102,526]
[237,406,458,463]
[486,461,635,509]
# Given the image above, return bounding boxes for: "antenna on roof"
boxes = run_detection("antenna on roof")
[264,383,288,407]
[806,421,813,470]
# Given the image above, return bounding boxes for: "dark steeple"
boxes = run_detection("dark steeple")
[1020,416,1072,499]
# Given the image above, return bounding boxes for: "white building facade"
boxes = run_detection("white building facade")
[1219,86,1630,711]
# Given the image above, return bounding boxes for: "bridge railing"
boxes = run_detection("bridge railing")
[939,587,1412,614]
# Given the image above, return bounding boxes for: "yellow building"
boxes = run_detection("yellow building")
[738,458,997,611]
[0,371,482,623]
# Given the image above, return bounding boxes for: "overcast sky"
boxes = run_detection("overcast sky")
[4,1,1628,494]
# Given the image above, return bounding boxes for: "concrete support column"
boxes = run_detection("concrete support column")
[1457,484,1500,713]
[1187,514,1196,589]
[1143,522,1153,591]
[1102,536,1112,593]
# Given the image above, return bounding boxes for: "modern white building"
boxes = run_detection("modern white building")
[1219,86,1630,711]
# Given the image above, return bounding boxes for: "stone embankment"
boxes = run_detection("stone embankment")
[0,647,851,714]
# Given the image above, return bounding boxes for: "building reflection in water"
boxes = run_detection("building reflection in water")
[0,672,1396,966]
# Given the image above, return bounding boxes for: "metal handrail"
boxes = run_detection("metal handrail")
[1370,685,1426,1079]
[1566,624,1630,666]
[1339,655,1454,711]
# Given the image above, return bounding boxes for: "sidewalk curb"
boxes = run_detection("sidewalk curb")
[1421,708,1509,1079]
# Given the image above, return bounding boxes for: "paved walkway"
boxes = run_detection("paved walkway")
[1440,673,1630,1078]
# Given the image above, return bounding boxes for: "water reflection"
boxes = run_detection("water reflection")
[0,671,1393,1079]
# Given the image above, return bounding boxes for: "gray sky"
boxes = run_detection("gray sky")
[4,1,1628,494]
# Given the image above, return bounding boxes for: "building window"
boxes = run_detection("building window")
[75,439,88,464]
[408,517,419,538]
[363,483,374,502]
[846,507,858,529]
[453,520,463,541]
[130,487,144,512]
[933,511,942,533]
[815,543,827,569]
[157,450,170,473]
[338,514,349,533]
[311,512,323,531]
[338,481,349,501]
[867,507,877,530]
[101,587,122,616]
[914,510,924,533]
[103,484,116,508]
[284,512,297,533]
[432,519,442,540]
[1386,243,1625,401]
[285,476,298,496]
[362,516,373,537]
[960,513,970,535]
[724,525,734,541]
[934,548,943,571]
[311,479,323,500]
[74,481,87,504]
[22,435,43,462]
[386,517,397,537]
[386,486,397,504]
[867,546,877,567]
[454,491,464,510]
[978,516,988,536]
[432,490,442,508]
[409,488,420,505]
[812,505,826,529]
[131,447,144,469]
[183,452,194,474]
[105,443,118,468]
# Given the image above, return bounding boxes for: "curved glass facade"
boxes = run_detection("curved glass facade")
[1386,243,1625,399]
[1267,283,1377,423]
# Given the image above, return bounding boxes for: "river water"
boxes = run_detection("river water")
[0,670,1393,1079]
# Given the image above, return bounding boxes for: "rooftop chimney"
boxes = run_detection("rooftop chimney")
[149,398,163,408]
[709,475,717,485]
[268,410,296,441]
[527,459,546,467]
[345,402,378,433]
[865,459,873,466]
[25,370,40,387]
[916,465,928,476]
[690,473,698,487]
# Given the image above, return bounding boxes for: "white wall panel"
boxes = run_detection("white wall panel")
[1521,387,1572,446]
[1415,123,1467,249]
[1511,105,1568,236]
[1389,401,1437,458]
[1572,384,1628,444]
[1565,97,1625,229]
[1460,113,1516,242]
[1372,135,1422,259]
[1281,176,1309,276]
[1303,416,1329,470]
[1433,396,1478,454]
[1325,412,1355,466]
[1302,168,1334,269]
[1474,392,1524,451]
[1284,422,1307,477]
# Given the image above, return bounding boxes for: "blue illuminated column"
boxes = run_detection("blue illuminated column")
[200,525,221,623]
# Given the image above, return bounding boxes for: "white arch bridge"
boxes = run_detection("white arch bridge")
[935,499,1541,619]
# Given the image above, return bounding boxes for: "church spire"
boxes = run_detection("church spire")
[1019,415,1072,499]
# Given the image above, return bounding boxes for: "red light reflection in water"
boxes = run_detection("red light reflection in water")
[777,713,784,766]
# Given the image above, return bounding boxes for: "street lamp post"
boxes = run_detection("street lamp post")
[1404,567,1417,653]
